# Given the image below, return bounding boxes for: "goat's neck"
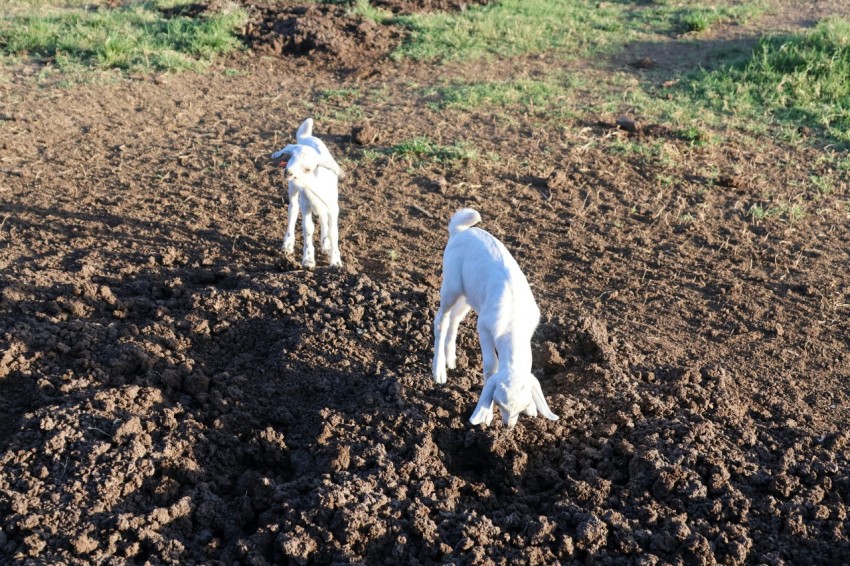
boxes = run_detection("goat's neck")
[495,332,533,376]
[295,170,321,192]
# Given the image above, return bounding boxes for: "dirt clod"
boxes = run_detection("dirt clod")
[631,56,655,69]
[352,123,381,145]
[546,169,570,191]
[615,115,639,133]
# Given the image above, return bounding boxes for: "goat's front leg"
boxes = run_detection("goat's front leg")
[444,297,470,370]
[300,198,316,268]
[327,207,342,267]
[477,322,498,383]
[282,183,300,255]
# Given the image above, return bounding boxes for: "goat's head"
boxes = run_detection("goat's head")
[271,144,322,183]
[469,372,558,428]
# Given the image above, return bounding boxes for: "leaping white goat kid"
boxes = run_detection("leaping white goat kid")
[271,118,343,267]
[432,208,559,428]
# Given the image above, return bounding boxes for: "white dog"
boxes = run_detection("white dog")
[271,118,343,267]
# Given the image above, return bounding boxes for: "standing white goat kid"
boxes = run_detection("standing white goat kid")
[432,208,559,428]
[271,118,343,268]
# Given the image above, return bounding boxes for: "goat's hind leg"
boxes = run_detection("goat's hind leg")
[444,297,471,370]
[432,289,461,385]
[327,207,342,267]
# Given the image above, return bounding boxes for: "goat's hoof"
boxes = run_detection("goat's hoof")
[433,368,447,385]
[282,243,295,255]
[302,259,316,269]
[321,238,332,254]
[447,356,457,370]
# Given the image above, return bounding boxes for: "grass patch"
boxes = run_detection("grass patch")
[318,87,360,102]
[621,0,765,36]
[748,202,806,223]
[689,18,850,145]
[676,3,765,34]
[810,175,835,196]
[393,0,625,61]
[388,137,478,163]
[346,0,393,23]
[606,17,850,148]
[0,0,247,73]
[428,77,569,110]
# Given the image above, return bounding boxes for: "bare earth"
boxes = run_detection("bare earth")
[0,1,849,563]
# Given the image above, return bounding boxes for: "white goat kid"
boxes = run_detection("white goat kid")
[432,208,559,428]
[271,118,343,268]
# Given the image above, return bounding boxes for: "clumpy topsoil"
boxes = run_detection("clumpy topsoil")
[0,1,849,564]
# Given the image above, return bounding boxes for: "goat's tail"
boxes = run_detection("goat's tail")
[296,118,314,143]
[448,208,481,236]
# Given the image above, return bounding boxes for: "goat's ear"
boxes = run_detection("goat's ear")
[469,378,496,426]
[320,156,344,179]
[531,375,559,421]
[271,144,298,160]
[296,118,313,140]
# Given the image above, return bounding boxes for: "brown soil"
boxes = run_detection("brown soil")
[371,0,490,14]
[1,2,849,564]
[238,0,488,64]
[241,1,400,64]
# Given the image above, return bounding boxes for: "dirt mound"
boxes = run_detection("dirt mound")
[241,2,400,64]
[238,0,490,64]
[373,0,490,14]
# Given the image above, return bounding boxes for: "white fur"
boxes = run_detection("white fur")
[271,118,343,268]
[432,208,559,428]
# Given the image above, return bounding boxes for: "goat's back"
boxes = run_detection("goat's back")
[443,227,539,328]
[298,136,332,160]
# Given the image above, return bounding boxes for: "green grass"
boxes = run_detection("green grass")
[593,17,850,149]
[393,0,625,61]
[622,0,765,35]
[428,77,569,110]
[689,18,850,145]
[0,0,247,73]
[388,137,479,163]
[748,202,806,222]
[675,3,765,34]
[318,87,360,102]
[347,0,393,23]
[810,175,835,196]
[392,0,767,61]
